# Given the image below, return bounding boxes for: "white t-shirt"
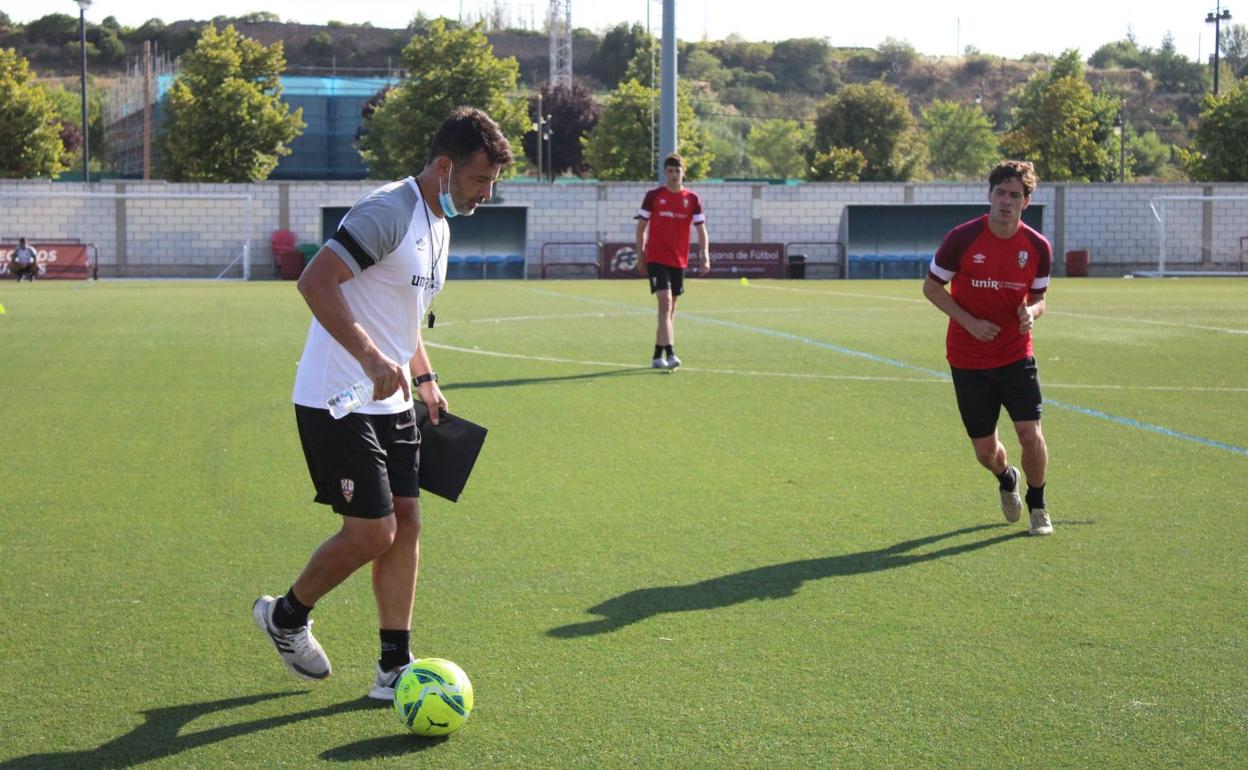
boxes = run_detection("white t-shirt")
[292,177,449,414]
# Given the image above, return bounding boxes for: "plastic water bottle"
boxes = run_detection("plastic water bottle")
[327,380,373,419]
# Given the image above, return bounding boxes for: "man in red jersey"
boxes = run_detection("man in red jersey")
[635,152,710,370]
[922,160,1054,536]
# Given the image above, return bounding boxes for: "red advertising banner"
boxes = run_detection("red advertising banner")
[0,242,90,280]
[601,242,785,279]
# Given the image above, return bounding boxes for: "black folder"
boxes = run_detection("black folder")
[413,403,488,502]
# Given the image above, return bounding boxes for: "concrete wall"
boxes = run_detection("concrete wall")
[2,179,1246,278]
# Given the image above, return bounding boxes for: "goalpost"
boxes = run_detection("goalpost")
[1144,195,1248,277]
[0,189,254,279]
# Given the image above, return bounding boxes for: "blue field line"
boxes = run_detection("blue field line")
[522,287,1248,458]
[1045,399,1248,457]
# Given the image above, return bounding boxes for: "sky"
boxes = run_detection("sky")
[8,0,1225,62]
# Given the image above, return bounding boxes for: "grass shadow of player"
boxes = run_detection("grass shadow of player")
[0,692,381,770]
[548,523,1027,639]
[320,732,449,762]
[443,367,649,392]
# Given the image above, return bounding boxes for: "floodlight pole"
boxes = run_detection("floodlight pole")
[1206,1,1233,95]
[77,0,93,183]
[658,0,677,182]
[1113,112,1125,183]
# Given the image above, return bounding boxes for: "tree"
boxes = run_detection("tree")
[1088,35,1148,70]
[1146,34,1208,93]
[808,146,867,181]
[1001,49,1117,181]
[0,49,68,178]
[24,14,78,45]
[358,19,527,179]
[921,99,999,180]
[305,31,334,60]
[808,81,924,181]
[1126,128,1176,180]
[581,78,713,181]
[1221,23,1248,79]
[746,119,811,179]
[159,24,304,182]
[523,81,601,177]
[767,38,832,94]
[586,22,649,89]
[1178,80,1248,181]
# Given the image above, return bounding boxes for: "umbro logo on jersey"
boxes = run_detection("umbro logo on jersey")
[341,479,355,503]
[1018,250,1029,267]
[658,197,667,205]
[416,238,426,249]
[972,253,986,264]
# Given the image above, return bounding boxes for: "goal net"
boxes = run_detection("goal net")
[0,189,254,279]
[1145,195,1248,277]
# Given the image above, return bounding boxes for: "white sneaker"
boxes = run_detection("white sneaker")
[368,659,412,701]
[666,353,681,370]
[252,595,331,681]
[999,466,1023,523]
[652,357,667,369]
[1028,508,1054,536]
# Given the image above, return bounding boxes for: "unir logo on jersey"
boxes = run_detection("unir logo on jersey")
[341,479,355,503]
[1018,250,1029,268]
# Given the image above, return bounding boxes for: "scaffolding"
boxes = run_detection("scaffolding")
[104,42,178,179]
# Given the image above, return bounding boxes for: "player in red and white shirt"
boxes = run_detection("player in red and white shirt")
[635,152,709,370]
[922,160,1055,536]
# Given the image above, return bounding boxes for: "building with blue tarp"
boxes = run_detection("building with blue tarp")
[106,74,397,180]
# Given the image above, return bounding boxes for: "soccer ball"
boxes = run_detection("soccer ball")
[393,658,474,736]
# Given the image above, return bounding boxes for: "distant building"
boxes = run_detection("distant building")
[106,73,397,180]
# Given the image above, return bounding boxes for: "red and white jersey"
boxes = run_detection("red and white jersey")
[929,214,1051,369]
[637,186,705,269]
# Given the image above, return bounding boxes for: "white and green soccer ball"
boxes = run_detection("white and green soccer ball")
[393,658,474,737]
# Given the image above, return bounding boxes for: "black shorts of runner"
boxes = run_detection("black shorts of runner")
[12,263,37,279]
[949,356,1044,439]
[295,404,421,518]
[647,263,685,296]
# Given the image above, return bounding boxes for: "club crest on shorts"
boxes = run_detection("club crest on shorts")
[1018,250,1029,268]
[340,478,355,503]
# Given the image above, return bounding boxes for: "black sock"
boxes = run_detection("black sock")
[379,629,411,672]
[664,345,674,357]
[995,466,1017,491]
[272,587,313,630]
[653,345,665,359]
[1026,484,1047,511]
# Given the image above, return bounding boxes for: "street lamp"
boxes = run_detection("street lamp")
[76,0,92,183]
[1112,112,1125,183]
[543,113,553,182]
[1206,1,1232,95]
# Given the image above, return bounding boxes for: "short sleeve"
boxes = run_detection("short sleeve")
[326,187,413,274]
[636,189,656,220]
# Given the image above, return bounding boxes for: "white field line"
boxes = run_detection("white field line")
[426,342,1248,394]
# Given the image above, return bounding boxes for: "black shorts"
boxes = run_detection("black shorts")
[295,404,421,518]
[949,357,1043,439]
[12,263,36,278]
[647,263,685,296]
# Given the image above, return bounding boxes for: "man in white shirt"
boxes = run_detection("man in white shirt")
[252,107,511,699]
[10,238,38,282]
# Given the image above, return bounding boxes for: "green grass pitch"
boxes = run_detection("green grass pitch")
[0,276,1244,768]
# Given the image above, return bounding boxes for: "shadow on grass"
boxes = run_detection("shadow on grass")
[548,523,1028,638]
[0,692,391,769]
[443,367,649,391]
[321,733,448,762]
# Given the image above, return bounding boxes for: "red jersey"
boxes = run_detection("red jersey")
[929,215,1051,369]
[638,186,705,268]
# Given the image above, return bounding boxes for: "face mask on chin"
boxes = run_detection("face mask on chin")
[438,162,461,218]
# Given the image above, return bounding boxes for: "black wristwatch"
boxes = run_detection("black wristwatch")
[414,372,438,385]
